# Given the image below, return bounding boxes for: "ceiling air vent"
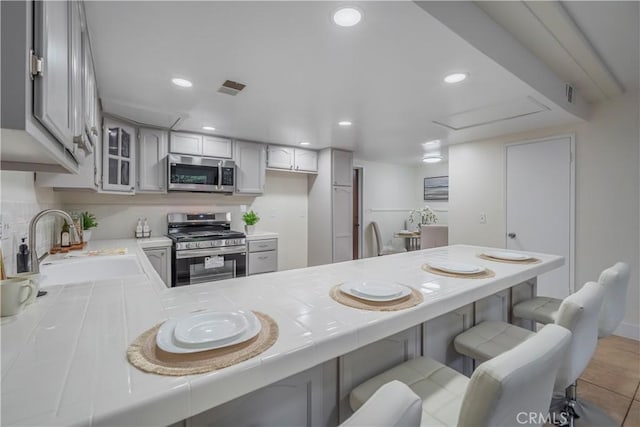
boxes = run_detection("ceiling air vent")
[218,80,246,96]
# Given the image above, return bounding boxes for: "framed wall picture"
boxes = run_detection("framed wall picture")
[424,176,449,201]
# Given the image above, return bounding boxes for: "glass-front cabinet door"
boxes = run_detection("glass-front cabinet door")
[103,118,136,193]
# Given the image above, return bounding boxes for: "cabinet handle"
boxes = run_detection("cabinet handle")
[290,165,293,170]
[295,165,299,170]
[258,256,268,260]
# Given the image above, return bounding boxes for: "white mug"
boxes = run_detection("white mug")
[1,278,35,317]
[8,272,41,305]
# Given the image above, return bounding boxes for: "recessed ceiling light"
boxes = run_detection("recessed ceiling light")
[444,73,467,84]
[202,126,216,131]
[333,7,362,27]
[299,141,310,146]
[423,155,443,163]
[338,121,352,126]
[171,78,193,88]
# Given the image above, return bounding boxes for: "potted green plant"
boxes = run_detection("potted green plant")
[242,210,260,235]
[81,211,98,242]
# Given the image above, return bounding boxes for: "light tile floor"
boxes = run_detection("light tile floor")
[578,335,640,426]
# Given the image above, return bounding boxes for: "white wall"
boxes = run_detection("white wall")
[414,162,449,225]
[59,170,308,272]
[448,90,640,339]
[354,159,418,258]
[0,171,61,275]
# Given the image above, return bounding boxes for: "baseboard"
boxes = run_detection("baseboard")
[614,322,640,341]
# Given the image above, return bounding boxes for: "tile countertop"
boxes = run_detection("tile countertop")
[0,242,563,426]
[245,231,279,241]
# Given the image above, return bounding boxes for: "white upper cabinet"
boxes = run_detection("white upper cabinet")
[267,145,318,173]
[137,128,168,193]
[170,132,232,158]
[69,1,84,155]
[33,1,76,153]
[170,132,202,155]
[235,140,266,194]
[267,146,295,170]
[293,148,318,172]
[103,118,136,193]
[332,149,353,186]
[202,136,233,158]
[82,28,99,146]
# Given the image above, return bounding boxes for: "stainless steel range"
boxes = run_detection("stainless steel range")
[167,212,247,286]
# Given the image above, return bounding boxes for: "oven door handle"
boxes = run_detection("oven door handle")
[217,160,222,191]
[175,246,247,259]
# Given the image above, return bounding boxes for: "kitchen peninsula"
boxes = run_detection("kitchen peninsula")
[0,241,562,426]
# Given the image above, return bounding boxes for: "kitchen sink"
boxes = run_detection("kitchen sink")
[39,255,145,287]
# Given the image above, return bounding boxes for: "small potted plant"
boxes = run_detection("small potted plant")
[81,211,98,242]
[242,210,260,235]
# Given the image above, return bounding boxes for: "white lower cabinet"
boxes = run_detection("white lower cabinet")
[247,239,277,275]
[143,247,171,287]
[475,289,510,324]
[338,326,421,423]
[422,304,474,376]
[186,360,337,427]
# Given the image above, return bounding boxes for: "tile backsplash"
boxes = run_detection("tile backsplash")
[1,171,61,276]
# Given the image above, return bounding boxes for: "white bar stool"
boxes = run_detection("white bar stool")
[512,262,630,335]
[454,282,605,427]
[341,380,422,427]
[349,324,571,427]
[513,262,630,426]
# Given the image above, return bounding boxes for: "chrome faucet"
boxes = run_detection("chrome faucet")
[28,209,81,274]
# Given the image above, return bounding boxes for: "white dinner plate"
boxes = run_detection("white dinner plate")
[340,281,411,302]
[156,310,261,354]
[482,251,533,261]
[428,261,485,275]
[174,311,249,345]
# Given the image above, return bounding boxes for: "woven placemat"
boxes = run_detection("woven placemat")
[329,285,423,311]
[127,311,278,376]
[477,254,542,264]
[422,264,496,279]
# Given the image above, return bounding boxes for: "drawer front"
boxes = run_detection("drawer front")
[248,251,277,275]
[249,239,278,252]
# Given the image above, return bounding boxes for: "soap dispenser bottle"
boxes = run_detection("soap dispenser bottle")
[16,238,29,273]
[142,218,150,238]
[135,218,143,238]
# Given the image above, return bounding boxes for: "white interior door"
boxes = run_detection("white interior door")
[506,136,574,299]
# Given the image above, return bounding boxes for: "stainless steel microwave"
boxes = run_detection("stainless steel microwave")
[168,154,235,193]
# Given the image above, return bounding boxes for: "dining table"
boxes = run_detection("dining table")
[394,230,421,251]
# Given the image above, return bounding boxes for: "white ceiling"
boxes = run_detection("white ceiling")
[477,1,638,104]
[561,1,639,92]
[86,1,586,165]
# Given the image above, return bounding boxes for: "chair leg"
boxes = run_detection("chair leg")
[549,382,617,427]
[571,381,617,426]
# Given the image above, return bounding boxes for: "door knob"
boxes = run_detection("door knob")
[508,232,516,239]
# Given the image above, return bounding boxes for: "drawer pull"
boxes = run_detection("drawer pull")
[257,256,268,260]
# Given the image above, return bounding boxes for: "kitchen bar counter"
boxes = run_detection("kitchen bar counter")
[0,241,562,426]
